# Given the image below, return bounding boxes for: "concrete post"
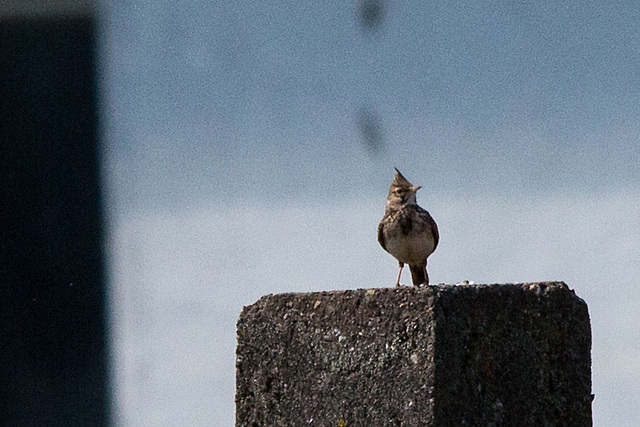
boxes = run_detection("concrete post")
[236,282,592,426]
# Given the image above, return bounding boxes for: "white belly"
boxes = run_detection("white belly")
[384,230,436,265]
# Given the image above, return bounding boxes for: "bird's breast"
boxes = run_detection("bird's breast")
[383,227,436,265]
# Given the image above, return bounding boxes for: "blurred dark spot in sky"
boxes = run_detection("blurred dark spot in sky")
[356,1,386,153]
[358,107,385,154]
[357,0,385,34]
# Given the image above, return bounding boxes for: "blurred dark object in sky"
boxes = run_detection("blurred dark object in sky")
[0,16,109,427]
[358,0,385,34]
[358,107,385,154]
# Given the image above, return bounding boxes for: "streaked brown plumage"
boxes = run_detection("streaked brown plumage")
[378,168,439,287]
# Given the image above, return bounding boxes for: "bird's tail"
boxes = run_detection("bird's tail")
[409,264,428,286]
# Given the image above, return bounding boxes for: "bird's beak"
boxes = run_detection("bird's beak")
[411,185,422,193]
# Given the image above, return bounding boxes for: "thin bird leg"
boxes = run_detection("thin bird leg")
[395,261,404,287]
[423,260,429,286]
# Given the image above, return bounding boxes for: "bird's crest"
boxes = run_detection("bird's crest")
[392,168,413,188]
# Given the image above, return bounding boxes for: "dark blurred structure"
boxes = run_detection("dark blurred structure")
[357,0,385,34]
[0,3,109,426]
[358,106,385,154]
[356,0,387,154]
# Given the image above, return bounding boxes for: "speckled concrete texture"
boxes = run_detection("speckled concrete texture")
[235,282,591,426]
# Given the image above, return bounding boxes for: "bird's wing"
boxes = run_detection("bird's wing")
[377,220,387,251]
[430,214,439,250]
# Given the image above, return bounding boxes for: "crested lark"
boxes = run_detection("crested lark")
[378,168,439,287]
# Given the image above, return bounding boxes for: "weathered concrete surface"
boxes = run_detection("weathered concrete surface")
[235,282,591,426]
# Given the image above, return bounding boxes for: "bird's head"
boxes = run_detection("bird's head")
[388,168,421,205]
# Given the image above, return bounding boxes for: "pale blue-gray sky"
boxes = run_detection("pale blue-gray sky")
[103,0,639,213]
[101,1,640,425]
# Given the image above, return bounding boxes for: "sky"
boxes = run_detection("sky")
[100,1,640,425]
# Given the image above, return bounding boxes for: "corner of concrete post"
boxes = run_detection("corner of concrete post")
[235,282,592,426]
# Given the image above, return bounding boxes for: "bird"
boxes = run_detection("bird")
[378,168,439,287]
